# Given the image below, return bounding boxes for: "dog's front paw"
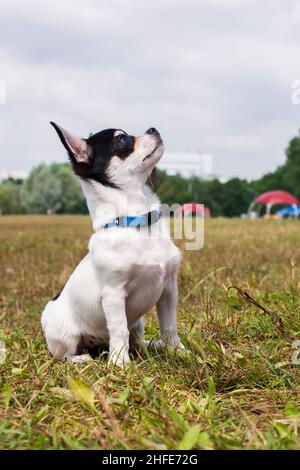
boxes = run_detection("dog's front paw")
[108,350,131,368]
[66,353,92,364]
[170,340,190,354]
[145,338,189,355]
[145,338,186,350]
[174,341,187,351]
[145,339,165,350]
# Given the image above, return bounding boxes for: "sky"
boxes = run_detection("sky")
[1,0,300,180]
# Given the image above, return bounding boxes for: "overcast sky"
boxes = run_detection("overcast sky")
[1,0,300,180]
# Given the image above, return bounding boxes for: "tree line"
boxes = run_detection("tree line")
[1,134,300,217]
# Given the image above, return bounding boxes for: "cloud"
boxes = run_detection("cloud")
[0,0,300,179]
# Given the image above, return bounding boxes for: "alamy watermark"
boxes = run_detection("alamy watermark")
[0,80,6,104]
[291,80,300,104]
[92,202,205,251]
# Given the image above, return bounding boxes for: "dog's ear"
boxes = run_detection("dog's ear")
[50,121,92,163]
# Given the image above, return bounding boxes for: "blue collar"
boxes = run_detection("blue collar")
[98,209,162,230]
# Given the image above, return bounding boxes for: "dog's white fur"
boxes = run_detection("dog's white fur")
[41,129,184,366]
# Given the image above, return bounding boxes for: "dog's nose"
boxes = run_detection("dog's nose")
[146,127,159,136]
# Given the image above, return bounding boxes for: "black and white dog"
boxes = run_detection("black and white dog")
[41,123,184,366]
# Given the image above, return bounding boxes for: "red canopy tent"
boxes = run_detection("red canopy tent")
[254,190,299,206]
[177,203,211,217]
[248,190,299,216]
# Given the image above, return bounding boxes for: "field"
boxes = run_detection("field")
[1,215,300,450]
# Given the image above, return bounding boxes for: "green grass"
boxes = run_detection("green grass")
[1,215,300,449]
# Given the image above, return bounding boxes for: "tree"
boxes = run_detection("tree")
[0,183,24,214]
[3,177,24,186]
[280,137,300,199]
[50,164,87,214]
[156,173,191,207]
[252,136,300,199]
[221,178,254,217]
[22,164,62,214]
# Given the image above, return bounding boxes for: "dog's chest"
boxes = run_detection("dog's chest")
[124,242,180,320]
[127,259,167,293]
[125,263,165,320]
[90,229,181,322]
[127,238,179,284]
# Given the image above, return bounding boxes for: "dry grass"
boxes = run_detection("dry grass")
[1,215,300,449]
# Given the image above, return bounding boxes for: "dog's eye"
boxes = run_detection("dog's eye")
[118,134,130,146]
[113,133,134,159]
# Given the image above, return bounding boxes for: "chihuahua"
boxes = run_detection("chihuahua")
[41,123,184,366]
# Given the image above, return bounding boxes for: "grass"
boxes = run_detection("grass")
[1,215,300,450]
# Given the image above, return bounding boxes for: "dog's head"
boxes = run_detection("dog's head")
[50,122,164,188]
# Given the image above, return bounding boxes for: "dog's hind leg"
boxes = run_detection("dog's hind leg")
[42,301,92,363]
[129,317,145,351]
[46,333,92,363]
[154,273,185,350]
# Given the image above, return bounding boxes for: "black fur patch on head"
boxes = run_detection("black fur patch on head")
[83,129,118,187]
[51,122,135,188]
[84,130,134,186]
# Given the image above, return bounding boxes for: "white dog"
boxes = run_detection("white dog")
[41,123,184,366]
